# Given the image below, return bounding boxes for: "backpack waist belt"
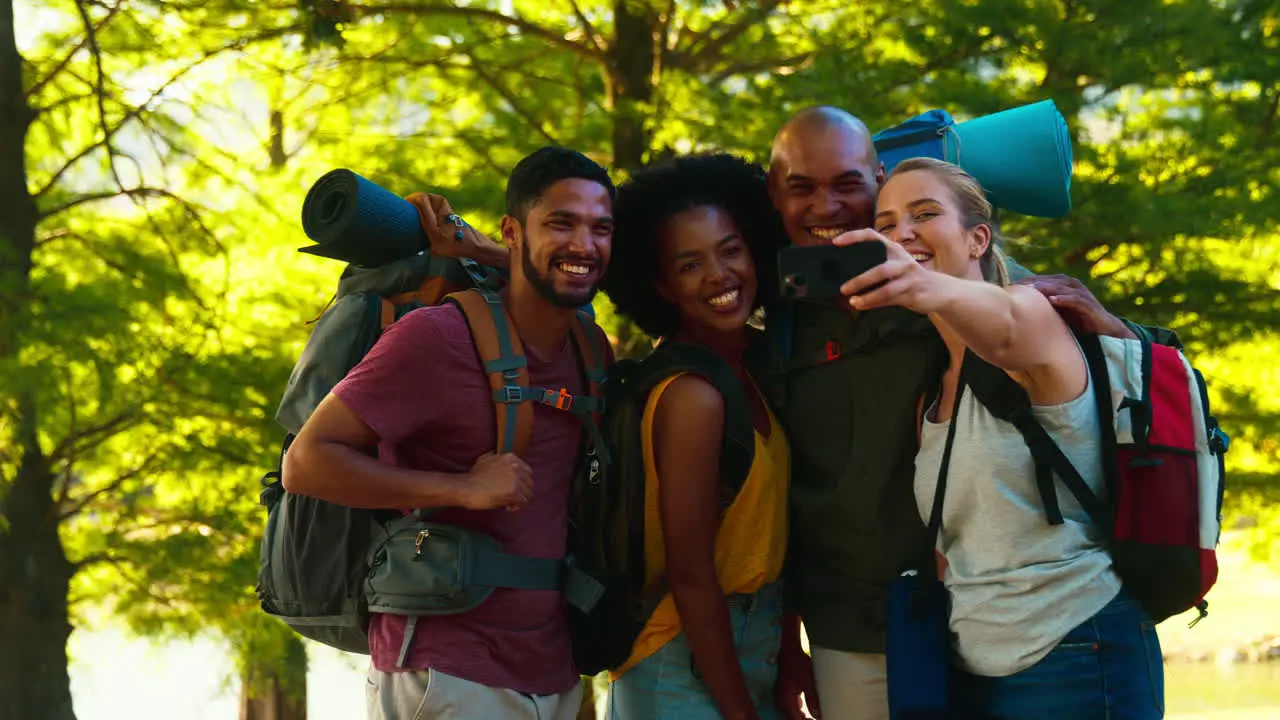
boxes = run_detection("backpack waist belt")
[366,516,603,615]
[367,517,605,668]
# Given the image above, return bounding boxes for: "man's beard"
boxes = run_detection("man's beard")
[522,241,600,309]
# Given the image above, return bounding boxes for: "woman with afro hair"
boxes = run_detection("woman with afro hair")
[603,153,791,720]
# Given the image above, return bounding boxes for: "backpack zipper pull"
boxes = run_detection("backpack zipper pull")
[414,528,431,556]
[586,446,601,485]
[1187,600,1208,628]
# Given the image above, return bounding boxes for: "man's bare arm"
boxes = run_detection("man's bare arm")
[283,392,531,511]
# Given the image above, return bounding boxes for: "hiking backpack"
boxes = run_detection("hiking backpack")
[566,340,759,676]
[942,331,1229,624]
[256,251,610,654]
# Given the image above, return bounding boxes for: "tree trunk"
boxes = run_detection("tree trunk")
[238,634,308,720]
[0,0,37,357]
[606,0,658,172]
[0,414,77,720]
[0,3,75,719]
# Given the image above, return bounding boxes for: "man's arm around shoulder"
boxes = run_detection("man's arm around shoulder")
[1012,271,1182,349]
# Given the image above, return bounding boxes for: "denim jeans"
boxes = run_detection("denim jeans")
[950,589,1165,720]
[607,582,783,720]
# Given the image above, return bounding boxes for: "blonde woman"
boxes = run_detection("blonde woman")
[836,157,1163,719]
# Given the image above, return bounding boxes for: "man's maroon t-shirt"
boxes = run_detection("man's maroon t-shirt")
[331,302,589,695]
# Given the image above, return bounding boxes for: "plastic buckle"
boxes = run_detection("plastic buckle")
[499,386,524,404]
[542,387,574,411]
[1209,427,1230,454]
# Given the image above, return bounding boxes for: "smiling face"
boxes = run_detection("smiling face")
[508,177,614,308]
[656,205,758,336]
[874,168,990,281]
[770,123,884,247]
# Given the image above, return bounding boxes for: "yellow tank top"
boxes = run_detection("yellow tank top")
[610,372,791,678]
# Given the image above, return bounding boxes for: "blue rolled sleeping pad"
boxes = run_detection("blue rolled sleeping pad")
[872,99,1074,218]
[300,169,432,269]
[297,168,595,316]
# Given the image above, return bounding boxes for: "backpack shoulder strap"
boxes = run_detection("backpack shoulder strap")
[649,343,755,497]
[567,309,611,470]
[446,289,534,456]
[567,309,609,423]
[960,350,1109,528]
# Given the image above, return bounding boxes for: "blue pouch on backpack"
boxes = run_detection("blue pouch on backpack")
[873,109,956,177]
[886,570,951,720]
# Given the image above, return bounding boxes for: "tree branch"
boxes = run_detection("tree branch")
[60,449,164,520]
[657,0,678,57]
[32,91,98,117]
[38,186,178,220]
[74,0,129,195]
[33,25,298,199]
[25,2,123,101]
[710,52,811,83]
[350,2,603,62]
[73,551,130,572]
[131,108,286,228]
[33,230,134,282]
[49,410,139,465]
[463,51,559,145]
[565,0,606,54]
[675,0,785,71]
[54,366,80,509]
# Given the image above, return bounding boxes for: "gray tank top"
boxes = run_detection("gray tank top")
[914,363,1122,677]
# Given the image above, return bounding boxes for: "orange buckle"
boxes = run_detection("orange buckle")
[544,387,574,410]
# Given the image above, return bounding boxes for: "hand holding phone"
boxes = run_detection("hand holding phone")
[777,241,887,301]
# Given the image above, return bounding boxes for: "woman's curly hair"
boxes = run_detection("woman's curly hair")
[603,153,787,338]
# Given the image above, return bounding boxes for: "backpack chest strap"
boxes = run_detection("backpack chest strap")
[493,385,604,417]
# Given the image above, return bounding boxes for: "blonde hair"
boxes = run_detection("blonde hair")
[887,157,1010,286]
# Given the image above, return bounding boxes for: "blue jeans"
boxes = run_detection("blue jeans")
[950,590,1165,719]
[607,582,783,720]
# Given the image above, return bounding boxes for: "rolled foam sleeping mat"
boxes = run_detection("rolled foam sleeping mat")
[873,99,1074,218]
[945,99,1074,218]
[299,169,428,268]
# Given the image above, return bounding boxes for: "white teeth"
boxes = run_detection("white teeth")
[910,253,932,263]
[708,289,740,307]
[558,263,590,275]
[808,226,852,240]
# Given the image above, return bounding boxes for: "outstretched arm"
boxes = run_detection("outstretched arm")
[836,230,1081,380]
[653,375,761,720]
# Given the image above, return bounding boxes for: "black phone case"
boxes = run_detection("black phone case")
[777,242,888,300]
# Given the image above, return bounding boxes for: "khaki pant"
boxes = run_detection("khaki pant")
[366,666,584,720]
[810,647,889,720]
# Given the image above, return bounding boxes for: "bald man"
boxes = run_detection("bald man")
[755,106,1178,720]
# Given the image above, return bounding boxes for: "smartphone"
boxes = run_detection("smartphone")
[777,241,887,300]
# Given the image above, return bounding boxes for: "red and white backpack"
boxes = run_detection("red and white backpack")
[961,331,1228,624]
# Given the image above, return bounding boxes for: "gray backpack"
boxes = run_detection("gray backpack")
[256,254,607,658]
